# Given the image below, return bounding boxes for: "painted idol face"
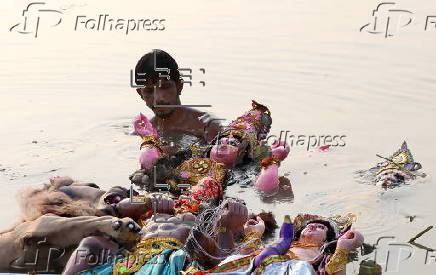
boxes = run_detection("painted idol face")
[300,222,328,245]
[210,135,247,168]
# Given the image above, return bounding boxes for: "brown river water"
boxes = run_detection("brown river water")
[1,0,436,274]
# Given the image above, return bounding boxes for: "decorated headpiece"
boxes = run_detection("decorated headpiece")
[374,141,422,178]
[210,100,272,159]
[293,213,356,239]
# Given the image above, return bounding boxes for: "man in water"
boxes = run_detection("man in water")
[134,49,220,143]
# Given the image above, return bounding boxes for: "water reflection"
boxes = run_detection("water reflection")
[1,0,436,273]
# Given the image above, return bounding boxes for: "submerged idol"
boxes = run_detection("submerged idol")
[367,141,425,187]
[130,100,291,208]
[185,213,362,275]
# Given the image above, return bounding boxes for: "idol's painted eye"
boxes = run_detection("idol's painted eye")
[228,140,239,146]
[218,137,229,145]
[306,223,328,231]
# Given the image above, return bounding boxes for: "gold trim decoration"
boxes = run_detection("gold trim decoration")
[207,254,255,273]
[241,231,262,252]
[255,254,290,275]
[325,248,349,274]
[189,143,203,158]
[260,155,281,168]
[290,241,320,249]
[285,250,299,260]
[113,237,183,274]
[139,134,165,154]
[175,158,226,186]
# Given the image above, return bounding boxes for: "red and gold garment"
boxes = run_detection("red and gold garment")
[175,176,224,214]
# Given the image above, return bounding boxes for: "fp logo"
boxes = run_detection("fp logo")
[374,236,415,272]
[360,2,414,38]
[10,2,63,38]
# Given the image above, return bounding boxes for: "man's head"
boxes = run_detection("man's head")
[135,49,183,119]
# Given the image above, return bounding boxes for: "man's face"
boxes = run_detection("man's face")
[137,78,183,118]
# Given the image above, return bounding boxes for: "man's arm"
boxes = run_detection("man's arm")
[197,112,222,142]
[205,119,221,142]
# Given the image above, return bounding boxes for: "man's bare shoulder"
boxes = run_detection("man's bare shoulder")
[184,107,216,121]
[181,107,221,141]
[148,116,157,128]
[183,106,206,117]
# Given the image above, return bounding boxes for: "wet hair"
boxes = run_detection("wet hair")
[135,49,181,85]
[294,219,336,243]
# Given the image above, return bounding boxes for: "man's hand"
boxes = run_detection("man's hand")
[199,114,223,143]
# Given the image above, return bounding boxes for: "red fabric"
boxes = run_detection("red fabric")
[175,177,223,213]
